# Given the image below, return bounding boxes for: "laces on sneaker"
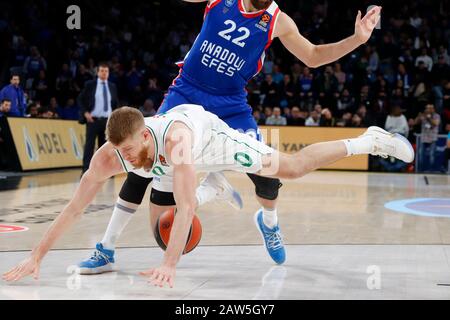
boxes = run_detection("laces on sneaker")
[265,230,284,250]
[89,250,111,263]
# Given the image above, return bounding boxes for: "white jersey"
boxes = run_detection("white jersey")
[115,104,274,192]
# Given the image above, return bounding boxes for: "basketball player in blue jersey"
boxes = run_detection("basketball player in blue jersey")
[77,0,382,273]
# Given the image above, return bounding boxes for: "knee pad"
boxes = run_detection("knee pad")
[119,172,152,205]
[247,173,282,201]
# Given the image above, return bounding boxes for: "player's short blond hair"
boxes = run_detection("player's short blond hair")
[106,107,145,145]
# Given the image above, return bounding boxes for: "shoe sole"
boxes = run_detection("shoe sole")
[366,126,415,163]
[253,211,285,265]
[78,263,115,275]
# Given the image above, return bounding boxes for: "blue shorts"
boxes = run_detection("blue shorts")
[158,75,262,141]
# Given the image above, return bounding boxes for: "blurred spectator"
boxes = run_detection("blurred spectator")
[385,105,409,137]
[305,110,320,127]
[271,64,284,84]
[336,88,355,116]
[298,67,314,101]
[319,108,335,127]
[261,74,279,107]
[415,48,433,72]
[431,55,450,113]
[336,112,353,127]
[26,103,39,118]
[351,114,364,127]
[265,107,287,126]
[287,106,306,126]
[23,46,47,80]
[0,74,26,117]
[57,98,79,120]
[0,99,12,117]
[333,63,346,92]
[33,70,49,103]
[280,74,296,107]
[253,110,265,126]
[140,99,157,117]
[74,64,94,93]
[414,104,441,171]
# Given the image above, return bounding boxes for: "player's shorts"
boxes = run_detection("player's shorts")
[152,112,274,194]
[159,74,263,141]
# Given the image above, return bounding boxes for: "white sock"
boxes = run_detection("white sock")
[195,183,218,207]
[341,136,373,157]
[262,207,278,229]
[101,198,138,250]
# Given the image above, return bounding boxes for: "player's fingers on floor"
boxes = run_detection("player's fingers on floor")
[139,269,154,276]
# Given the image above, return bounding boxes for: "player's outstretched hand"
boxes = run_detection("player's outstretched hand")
[355,6,382,44]
[2,256,41,282]
[140,264,176,288]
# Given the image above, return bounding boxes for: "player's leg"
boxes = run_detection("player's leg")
[78,173,152,274]
[219,109,286,265]
[258,126,415,179]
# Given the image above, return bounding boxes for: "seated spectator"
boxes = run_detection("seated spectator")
[253,110,265,126]
[283,107,291,120]
[56,98,79,120]
[33,70,49,103]
[38,106,57,119]
[351,114,364,127]
[263,106,273,120]
[305,110,320,127]
[26,103,39,118]
[319,108,335,127]
[139,99,156,117]
[336,89,355,116]
[336,112,353,127]
[385,105,409,137]
[415,47,433,72]
[265,107,287,126]
[287,106,306,126]
[0,99,11,117]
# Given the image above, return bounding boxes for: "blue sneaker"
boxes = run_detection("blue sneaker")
[78,243,115,275]
[254,210,286,265]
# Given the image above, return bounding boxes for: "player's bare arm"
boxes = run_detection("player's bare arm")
[274,6,382,68]
[141,122,197,288]
[2,143,124,282]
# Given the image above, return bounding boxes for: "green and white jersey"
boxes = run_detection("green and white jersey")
[115,104,274,192]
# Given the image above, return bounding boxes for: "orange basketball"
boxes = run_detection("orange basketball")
[154,208,202,254]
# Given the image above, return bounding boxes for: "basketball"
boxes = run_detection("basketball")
[154,208,202,254]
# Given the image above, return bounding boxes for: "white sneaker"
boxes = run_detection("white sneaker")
[200,172,243,210]
[361,126,415,163]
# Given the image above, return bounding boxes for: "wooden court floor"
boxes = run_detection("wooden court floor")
[1,170,450,299]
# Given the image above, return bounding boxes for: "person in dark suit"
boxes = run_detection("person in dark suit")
[77,63,119,173]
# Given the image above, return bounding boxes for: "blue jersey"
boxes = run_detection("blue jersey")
[178,0,280,95]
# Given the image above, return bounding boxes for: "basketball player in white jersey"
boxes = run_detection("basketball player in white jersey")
[3,104,414,287]
[79,0,383,272]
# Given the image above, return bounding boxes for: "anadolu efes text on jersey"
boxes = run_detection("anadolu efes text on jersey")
[178,0,280,95]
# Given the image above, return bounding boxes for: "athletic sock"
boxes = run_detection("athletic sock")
[341,135,373,157]
[262,207,278,229]
[101,198,138,251]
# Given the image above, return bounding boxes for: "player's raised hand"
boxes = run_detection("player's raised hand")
[140,264,176,288]
[354,6,382,44]
[2,256,41,282]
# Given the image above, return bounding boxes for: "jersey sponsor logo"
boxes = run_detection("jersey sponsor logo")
[234,152,253,167]
[199,39,246,77]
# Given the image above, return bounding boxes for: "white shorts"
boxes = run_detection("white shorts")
[152,125,275,193]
